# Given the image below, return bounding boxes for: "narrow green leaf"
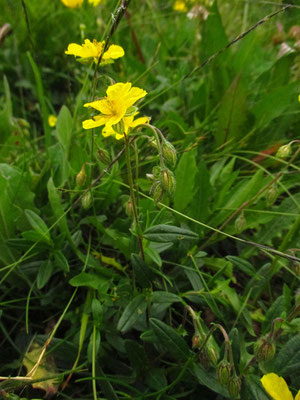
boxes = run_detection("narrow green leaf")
[37,260,53,289]
[150,318,191,361]
[174,149,197,212]
[56,105,73,157]
[117,295,147,333]
[69,272,109,290]
[144,224,198,243]
[25,209,52,245]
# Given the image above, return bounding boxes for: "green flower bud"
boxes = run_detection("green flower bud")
[217,359,231,386]
[97,148,111,164]
[160,169,176,196]
[150,181,164,204]
[276,143,292,159]
[206,345,219,365]
[254,336,276,362]
[228,375,241,399]
[235,212,246,234]
[76,164,87,187]
[161,140,177,167]
[17,118,30,128]
[82,191,92,209]
[125,200,134,217]
[266,185,278,206]
[192,334,205,349]
[295,289,300,305]
[152,166,161,179]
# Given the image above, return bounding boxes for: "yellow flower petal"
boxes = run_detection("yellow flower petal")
[261,373,294,400]
[61,0,83,8]
[84,99,106,112]
[129,116,150,129]
[107,82,131,99]
[103,45,125,60]
[82,115,109,129]
[295,390,300,400]
[124,86,147,108]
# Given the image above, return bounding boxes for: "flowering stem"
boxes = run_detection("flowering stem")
[124,133,145,261]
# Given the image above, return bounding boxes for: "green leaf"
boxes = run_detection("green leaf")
[226,256,256,276]
[92,298,103,326]
[144,224,198,243]
[262,295,289,334]
[243,375,270,400]
[150,318,191,361]
[274,335,300,376]
[216,74,247,148]
[174,149,197,212]
[56,105,73,157]
[69,272,109,290]
[145,368,167,391]
[37,260,53,289]
[131,253,154,288]
[47,177,72,242]
[53,250,70,272]
[27,51,51,150]
[117,295,148,333]
[25,209,52,245]
[192,363,229,397]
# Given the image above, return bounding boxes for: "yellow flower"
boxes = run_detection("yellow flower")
[48,115,57,127]
[102,113,150,140]
[261,373,300,400]
[88,0,102,5]
[82,82,147,130]
[174,0,187,12]
[65,39,124,63]
[61,0,83,8]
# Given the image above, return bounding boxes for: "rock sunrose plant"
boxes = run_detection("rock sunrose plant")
[82,82,147,133]
[65,39,124,63]
[261,373,300,400]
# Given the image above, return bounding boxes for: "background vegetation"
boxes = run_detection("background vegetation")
[0,0,300,399]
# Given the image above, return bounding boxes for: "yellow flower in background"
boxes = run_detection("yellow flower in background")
[88,0,102,5]
[102,113,150,140]
[174,0,187,12]
[61,0,83,8]
[65,39,124,63]
[83,82,147,130]
[261,373,300,400]
[48,115,57,127]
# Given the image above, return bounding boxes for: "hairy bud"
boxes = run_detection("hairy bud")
[235,212,246,234]
[98,148,111,164]
[160,169,176,196]
[254,336,276,362]
[125,200,134,217]
[266,185,278,206]
[112,119,125,136]
[161,140,177,167]
[217,359,231,386]
[276,143,292,159]
[150,181,164,204]
[82,191,92,209]
[228,375,241,399]
[76,164,87,187]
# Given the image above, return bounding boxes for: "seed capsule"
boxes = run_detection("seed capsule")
[82,191,92,209]
[276,143,291,159]
[160,169,176,196]
[98,148,111,164]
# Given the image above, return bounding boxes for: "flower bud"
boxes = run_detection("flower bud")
[82,191,92,209]
[228,375,241,399]
[254,336,276,362]
[217,359,231,386]
[125,200,134,217]
[76,164,87,187]
[150,181,164,204]
[160,169,176,196]
[161,140,177,167]
[206,345,219,365]
[266,185,278,206]
[97,148,111,164]
[276,143,292,159]
[235,212,246,234]
[17,118,30,128]
[295,289,300,305]
[192,334,205,349]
